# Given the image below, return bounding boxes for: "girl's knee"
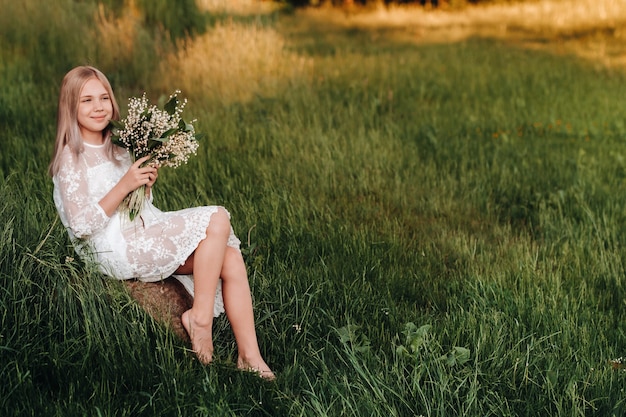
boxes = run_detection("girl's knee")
[207,207,231,238]
[222,247,248,280]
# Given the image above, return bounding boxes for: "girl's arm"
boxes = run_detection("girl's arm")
[54,152,157,238]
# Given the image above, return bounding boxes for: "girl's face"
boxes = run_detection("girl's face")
[77,77,113,145]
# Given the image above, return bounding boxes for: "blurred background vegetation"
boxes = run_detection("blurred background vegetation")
[282,0,549,8]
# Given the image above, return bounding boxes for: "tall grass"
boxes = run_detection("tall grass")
[2,1,626,416]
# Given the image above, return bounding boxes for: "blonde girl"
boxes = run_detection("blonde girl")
[49,66,274,379]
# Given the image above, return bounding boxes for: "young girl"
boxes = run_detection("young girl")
[49,65,274,380]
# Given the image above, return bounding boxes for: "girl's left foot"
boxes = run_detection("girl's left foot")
[237,357,275,381]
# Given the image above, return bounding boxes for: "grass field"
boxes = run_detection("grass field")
[2,0,626,416]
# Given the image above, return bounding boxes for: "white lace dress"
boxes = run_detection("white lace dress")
[52,142,237,316]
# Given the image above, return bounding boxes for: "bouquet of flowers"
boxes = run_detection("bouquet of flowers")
[109,91,202,221]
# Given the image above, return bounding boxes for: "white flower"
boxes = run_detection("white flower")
[109,91,202,221]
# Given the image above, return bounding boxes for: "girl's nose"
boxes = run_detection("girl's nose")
[94,99,104,111]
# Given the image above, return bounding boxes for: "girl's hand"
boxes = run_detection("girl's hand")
[146,166,159,189]
[99,155,158,217]
[145,165,158,198]
[120,155,158,193]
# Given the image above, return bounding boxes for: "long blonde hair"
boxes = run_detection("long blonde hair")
[48,66,120,176]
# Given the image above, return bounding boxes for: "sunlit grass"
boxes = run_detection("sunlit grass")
[156,20,314,103]
[94,3,142,71]
[288,0,626,68]
[196,0,280,15]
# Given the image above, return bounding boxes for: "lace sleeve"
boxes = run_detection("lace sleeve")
[53,148,111,239]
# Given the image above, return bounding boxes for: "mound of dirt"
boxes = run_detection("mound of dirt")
[124,277,192,342]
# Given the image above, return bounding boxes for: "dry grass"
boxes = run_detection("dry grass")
[156,20,313,103]
[196,0,280,15]
[335,0,626,32]
[95,2,142,70]
[289,0,626,68]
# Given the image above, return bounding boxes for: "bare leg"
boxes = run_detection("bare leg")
[221,247,274,380]
[178,208,274,379]
[181,208,230,364]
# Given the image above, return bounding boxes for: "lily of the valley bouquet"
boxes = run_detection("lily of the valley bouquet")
[109,91,202,221]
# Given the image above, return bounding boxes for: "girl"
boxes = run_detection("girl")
[49,66,274,380]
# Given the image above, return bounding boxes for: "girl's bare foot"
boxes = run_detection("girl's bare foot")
[237,357,275,381]
[182,309,214,364]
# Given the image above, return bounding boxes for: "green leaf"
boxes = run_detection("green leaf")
[402,322,431,353]
[441,347,471,367]
[337,324,357,344]
[396,345,410,358]
[160,127,179,139]
[108,119,125,129]
[164,96,178,115]
[336,324,371,353]
[147,137,167,150]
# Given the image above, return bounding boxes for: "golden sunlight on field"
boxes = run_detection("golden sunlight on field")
[196,0,280,15]
[96,0,625,103]
[331,0,625,33]
[293,0,626,68]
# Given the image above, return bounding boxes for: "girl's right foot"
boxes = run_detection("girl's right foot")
[182,309,214,364]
